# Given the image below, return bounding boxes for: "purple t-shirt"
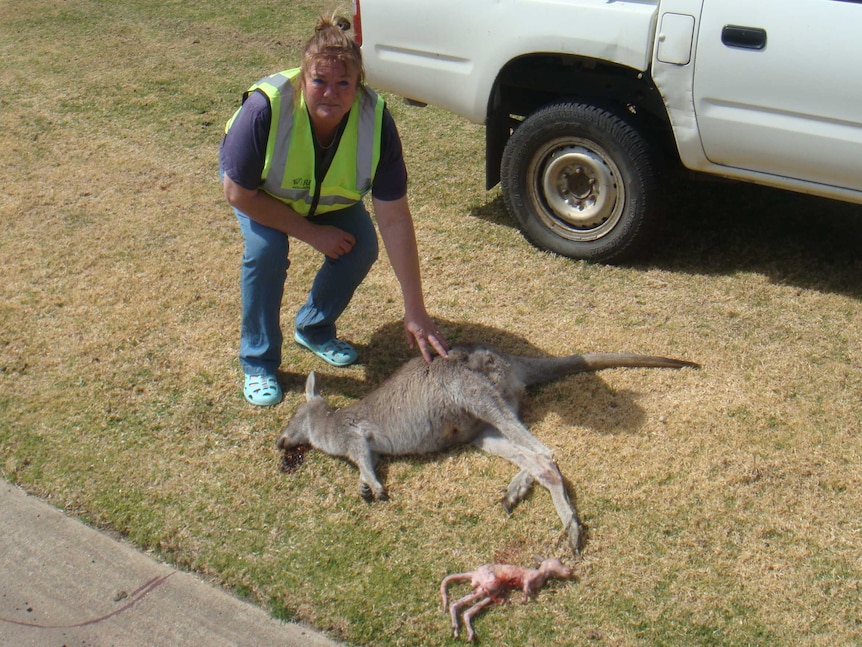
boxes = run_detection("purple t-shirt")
[220,89,408,202]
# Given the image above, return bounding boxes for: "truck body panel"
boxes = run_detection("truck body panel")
[693,0,862,193]
[360,0,660,123]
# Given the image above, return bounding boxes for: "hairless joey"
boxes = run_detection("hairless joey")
[441,557,574,641]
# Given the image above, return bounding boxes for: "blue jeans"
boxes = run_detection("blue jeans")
[234,201,379,376]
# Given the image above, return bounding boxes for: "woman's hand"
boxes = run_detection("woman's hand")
[224,174,355,259]
[404,309,449,364]
[309,225,356,259]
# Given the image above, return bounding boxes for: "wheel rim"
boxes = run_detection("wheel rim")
[527,138,625,242]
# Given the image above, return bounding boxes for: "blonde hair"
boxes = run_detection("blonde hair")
[298,14,365,90]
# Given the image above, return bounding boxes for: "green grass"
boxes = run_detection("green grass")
[2,1,862,645]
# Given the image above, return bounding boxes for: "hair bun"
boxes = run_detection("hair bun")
[314,15,351,33]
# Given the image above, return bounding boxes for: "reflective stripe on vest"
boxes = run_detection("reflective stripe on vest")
[225,68,384,216]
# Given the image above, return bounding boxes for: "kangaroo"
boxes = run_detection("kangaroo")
[276,344,699,555]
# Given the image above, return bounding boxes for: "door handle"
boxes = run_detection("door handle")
[721,25,767,50]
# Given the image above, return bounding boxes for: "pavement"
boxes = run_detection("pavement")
[0,481,343,647]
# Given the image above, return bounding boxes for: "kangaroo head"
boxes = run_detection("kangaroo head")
[275,371,333,450]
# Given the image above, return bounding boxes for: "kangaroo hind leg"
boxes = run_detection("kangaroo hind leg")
[472,428,582,555]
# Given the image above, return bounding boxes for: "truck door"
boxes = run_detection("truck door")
[692,0,862,192]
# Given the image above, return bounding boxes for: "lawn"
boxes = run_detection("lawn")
[1,1,861,645]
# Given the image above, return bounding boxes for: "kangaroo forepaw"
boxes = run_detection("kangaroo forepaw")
[359,482,389,501]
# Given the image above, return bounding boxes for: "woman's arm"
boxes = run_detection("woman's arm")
[223,174,356,259]
[373,195,449,362]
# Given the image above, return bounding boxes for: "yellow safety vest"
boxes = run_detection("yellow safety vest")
[225,68,385,216]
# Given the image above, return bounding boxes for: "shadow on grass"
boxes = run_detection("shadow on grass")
[470,177,862,298]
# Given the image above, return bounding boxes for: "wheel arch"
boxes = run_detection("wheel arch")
[485,54,677,189]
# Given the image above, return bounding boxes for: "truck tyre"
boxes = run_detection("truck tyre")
[501,101,658,263]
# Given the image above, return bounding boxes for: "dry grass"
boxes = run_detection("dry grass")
[2,1,861,645]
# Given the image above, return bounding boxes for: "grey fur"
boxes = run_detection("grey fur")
[277,344,699,554]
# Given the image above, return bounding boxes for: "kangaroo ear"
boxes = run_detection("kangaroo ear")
[305,371,320,401]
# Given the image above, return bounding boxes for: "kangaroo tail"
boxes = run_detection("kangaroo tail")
[510,353,700,387]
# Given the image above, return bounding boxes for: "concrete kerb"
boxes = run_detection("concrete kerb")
[0,481,342,647]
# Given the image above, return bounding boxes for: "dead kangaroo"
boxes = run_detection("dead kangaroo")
[277,344,699,554]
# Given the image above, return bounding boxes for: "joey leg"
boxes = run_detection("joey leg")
[462,596,495,642]
[449,591,484,638]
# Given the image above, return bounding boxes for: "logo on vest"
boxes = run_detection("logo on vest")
[291,177,312,189]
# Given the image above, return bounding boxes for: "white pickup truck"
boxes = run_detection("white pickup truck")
[353,0,862,262]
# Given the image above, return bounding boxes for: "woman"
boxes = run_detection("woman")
[220,15,448,406]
